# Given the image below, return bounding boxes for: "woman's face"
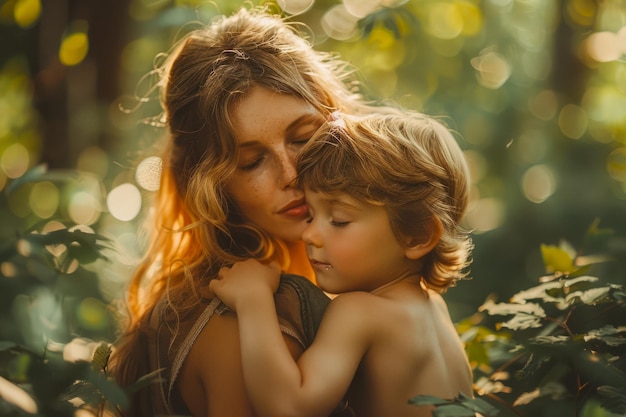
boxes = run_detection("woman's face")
[225,85,325,243]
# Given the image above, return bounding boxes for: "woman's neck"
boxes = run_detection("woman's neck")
[285,241,315,283]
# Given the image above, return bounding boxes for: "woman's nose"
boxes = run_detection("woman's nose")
[278,150,298,188]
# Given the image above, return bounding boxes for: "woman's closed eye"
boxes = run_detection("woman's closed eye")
[291,137,311,147]
[239,155,265,171]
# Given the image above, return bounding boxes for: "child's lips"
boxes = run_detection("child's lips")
[310,259,332,271]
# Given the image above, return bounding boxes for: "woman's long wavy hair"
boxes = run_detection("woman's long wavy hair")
[296,111,473,293]
[110,5,364,407]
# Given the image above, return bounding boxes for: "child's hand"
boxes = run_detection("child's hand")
[209,259,280,311]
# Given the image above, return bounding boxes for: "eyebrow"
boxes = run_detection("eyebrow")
[326,197,361,211]
[238,113,323,148]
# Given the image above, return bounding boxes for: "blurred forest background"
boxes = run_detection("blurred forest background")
[0,0,625,415]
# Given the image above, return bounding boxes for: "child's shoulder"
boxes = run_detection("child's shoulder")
[328,290,420,322]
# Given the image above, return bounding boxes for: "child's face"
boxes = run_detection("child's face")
[302,189,417,294]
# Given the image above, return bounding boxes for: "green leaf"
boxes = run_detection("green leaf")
[597,386,626,415]
[432,404,477,417]
[479,299,546,318]
[409,394,450,406]
[6,165,83,194]
[91,342,112,372]
[479,299,545,330]
[500,314,543,331]
[541,244,576,274]
[460,397,501,416]
[513,382,567,406]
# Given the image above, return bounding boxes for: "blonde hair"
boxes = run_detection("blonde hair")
[296,111,473,292]
[112,6,367,409]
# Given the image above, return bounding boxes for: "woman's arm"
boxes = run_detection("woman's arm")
[179,307,304,417]
[211,260,371,417]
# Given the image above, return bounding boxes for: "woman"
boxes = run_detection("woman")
[110,6,370,417]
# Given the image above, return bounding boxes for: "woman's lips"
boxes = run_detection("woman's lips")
[278,199,308,218]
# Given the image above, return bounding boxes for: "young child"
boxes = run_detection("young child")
[209,110,474,417]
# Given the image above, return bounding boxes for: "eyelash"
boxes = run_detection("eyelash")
[239,137,310,171]
[306,217,348,227]
[240,156,265,171]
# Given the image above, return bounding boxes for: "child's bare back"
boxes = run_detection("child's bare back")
[324,281,472,417]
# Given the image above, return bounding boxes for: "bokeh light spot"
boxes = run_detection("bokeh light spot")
[427,3,464,40]
[521,164,557,204]
[567,0,596,27]
[77,146,108,179]
[465,197,504,233]
[558,104,588,139]
[59,31,89,67]
[135,156,162,191]
[586,31,621,63]
[322,5,359,40]
[583,86,626,124]
[607,147,626,182]
[344,0,380,18]
[1,262,17,278]
[464,150,488,183]
[1,143,30,179]
[76,298,108,331]
[69,191,101,225]
[458,1,483,36]
[107,183,141,221]
[529,89,558,121]
[14,0,41,28]
[277,0,315,15]
[471,50,511,89]
[29,181,59,219]
[8,184,32,218]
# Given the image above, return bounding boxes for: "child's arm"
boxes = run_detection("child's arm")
[210,260,371,417]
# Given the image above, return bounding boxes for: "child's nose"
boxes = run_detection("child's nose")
[302,221,322,248]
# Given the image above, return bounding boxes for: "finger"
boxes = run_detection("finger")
[208,278,220,293]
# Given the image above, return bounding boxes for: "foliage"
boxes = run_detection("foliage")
[0,174,126,416]
[444,226,626,417]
